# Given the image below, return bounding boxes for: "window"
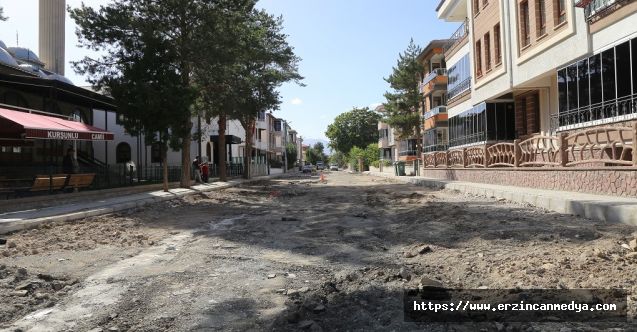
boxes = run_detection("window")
[151,143,162,163]
[557,69,567,114]
[578,59,590,108]
[555,0,566,25]
[519,1,530,48]
[556,37,637,128]
[566,66,578,110]
[484,33,491,71]
[116,113,126,125]
[474,0,480,15]
[483,0,488,7]
[536,0,546,36]
[448,102,515,148]
[447,54,472,100]
[589,54,602,105]
[494,24,502,64]
[633,39,637,95]
[602,48,616,102]
[476,40,483,77]
[615,41,631,98]
[116,143,132,163]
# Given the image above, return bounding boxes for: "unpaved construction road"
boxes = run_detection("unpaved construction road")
[1,172,637,331]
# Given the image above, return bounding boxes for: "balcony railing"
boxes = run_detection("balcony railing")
[423,106,448,120]
[447,77,471,101]
[422,68,448,86]
[583,0,627,20]
[423,144,449,153]
[399,150,419,157]
[550,94,637,132]
[443,19,469,53]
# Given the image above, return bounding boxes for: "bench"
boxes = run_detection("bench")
[32,174,69,192]
[66,173,96,191]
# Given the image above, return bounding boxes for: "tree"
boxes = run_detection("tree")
[329,150,346,167]
[326,107,381,155]
[231,10,302,179]
[305,142,327,165]
[70,0,228,189]
[383,39,424,150]
[285,143,297,169]
[0,7,7,21]
[193,0,257,182]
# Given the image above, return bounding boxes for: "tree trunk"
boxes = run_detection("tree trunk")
[242,118,255,179]
[180,120,193,188]
[162,144,169,192]
[218,114,227,182]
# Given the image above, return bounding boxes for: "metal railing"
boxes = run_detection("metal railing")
[447,77,471,101]
[584,0,625,19]
[550,94,637,132]
[443,19,469,53]
[423,106,448,120]
[422,68,448,86]
[399,150,419,157]
[423,144,449,153]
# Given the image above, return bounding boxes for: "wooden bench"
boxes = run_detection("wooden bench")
[32,174,69,193]
[67,173,96,191]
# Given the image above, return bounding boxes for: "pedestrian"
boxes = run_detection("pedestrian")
[200,160,209,183]
[63,148,78,174]
[193,156,203,184]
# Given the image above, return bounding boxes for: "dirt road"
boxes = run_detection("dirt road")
[1,172,636,331]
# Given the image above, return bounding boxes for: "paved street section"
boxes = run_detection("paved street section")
[1,172,636,331]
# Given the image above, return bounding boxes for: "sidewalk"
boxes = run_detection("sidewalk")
[366,171,637,226]
[0,174,289,234]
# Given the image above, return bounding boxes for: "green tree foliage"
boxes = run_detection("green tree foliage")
[231,11,303,179]
[70,0,224,188]
[305,142,326,165]
[70,0,224,190]
[193,0,259,181]
[285,143,297,169]
[383,39,424,144]
[329,151,346,167]
[325,107,381,154]
[348,144,379,169]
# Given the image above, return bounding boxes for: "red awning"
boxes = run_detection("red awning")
[0,107,114,141]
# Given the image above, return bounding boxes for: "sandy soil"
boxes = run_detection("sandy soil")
[1,172,636,331]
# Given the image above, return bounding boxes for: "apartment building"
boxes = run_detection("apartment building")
[418,0,637,198]
[418,40,451,152]
[376,105,397,162]
[436,0,636,148]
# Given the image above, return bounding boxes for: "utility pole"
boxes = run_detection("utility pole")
[282,120,288,173]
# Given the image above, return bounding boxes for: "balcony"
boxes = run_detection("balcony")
[443,19,469,57]
[422,106,447,120]
[398,150,419,157]
[581,0,630,21]
[422,68,448,86]
[447,77,471,101]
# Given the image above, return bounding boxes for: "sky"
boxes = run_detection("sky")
[0,0,457,141]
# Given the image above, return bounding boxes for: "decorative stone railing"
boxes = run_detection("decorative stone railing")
[422,122,637,169]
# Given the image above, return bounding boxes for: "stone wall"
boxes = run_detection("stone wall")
[422,168,637,197]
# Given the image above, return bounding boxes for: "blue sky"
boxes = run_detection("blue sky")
[0,0,457,141]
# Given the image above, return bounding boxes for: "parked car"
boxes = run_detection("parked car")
[330,164,338,171]
[302,163,314,173]
[316,161,325,170]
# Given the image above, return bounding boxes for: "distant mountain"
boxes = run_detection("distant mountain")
[303,138,332,155]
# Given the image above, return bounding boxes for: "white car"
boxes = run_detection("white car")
[329,164,338,171]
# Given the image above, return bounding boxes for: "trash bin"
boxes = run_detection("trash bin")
[394,161,406,176]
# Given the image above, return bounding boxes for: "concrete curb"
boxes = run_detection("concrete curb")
[367,171,637,226]
[0,173,291,234]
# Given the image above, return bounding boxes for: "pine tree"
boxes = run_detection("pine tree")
[383,39,424,151]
